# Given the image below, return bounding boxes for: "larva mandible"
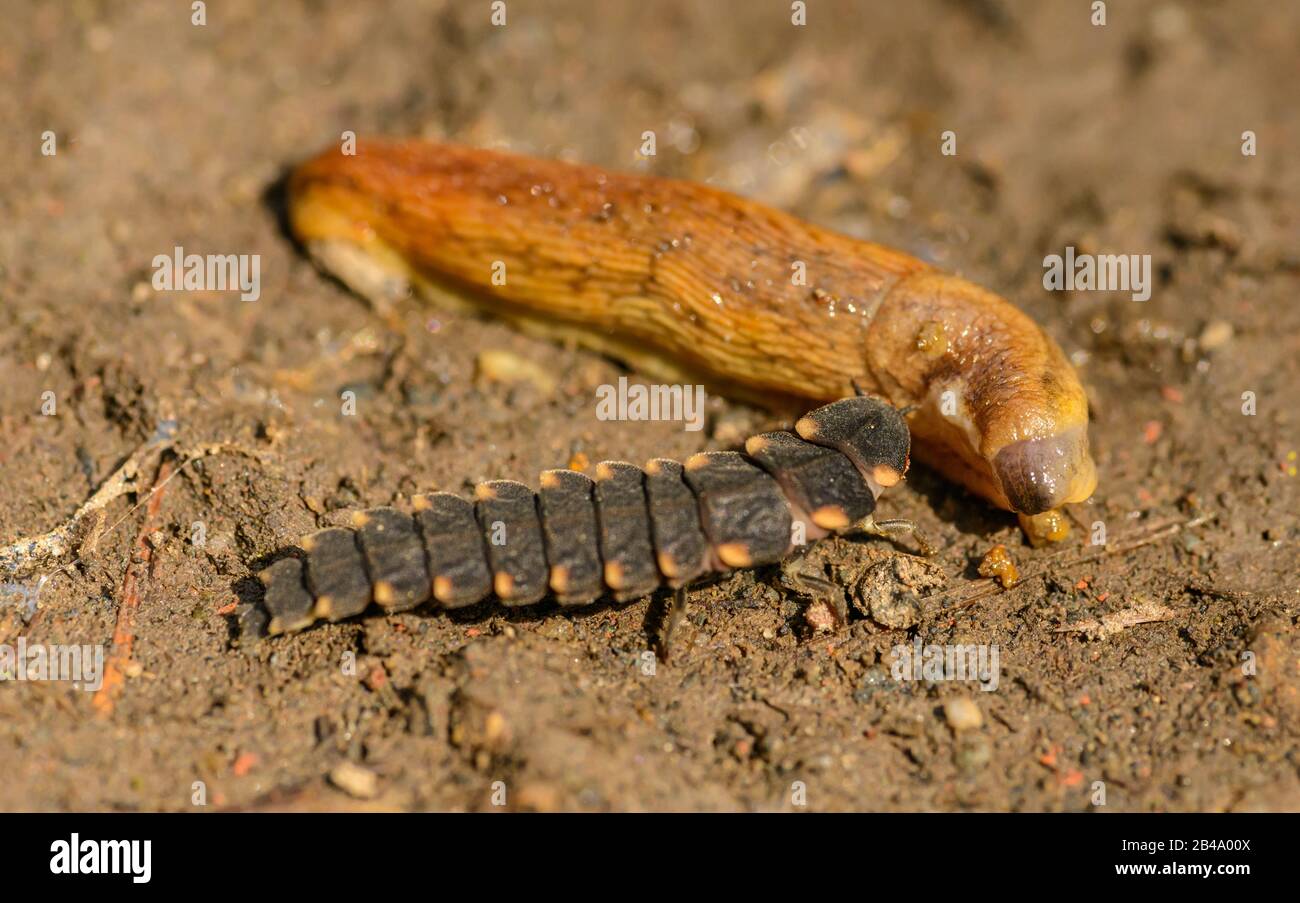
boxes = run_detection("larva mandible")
[285,139,1098,544]
[246,396,927,640]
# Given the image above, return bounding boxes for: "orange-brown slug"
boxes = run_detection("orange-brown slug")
[286,139,1097,541]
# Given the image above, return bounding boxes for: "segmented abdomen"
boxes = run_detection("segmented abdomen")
[248,396,908,638]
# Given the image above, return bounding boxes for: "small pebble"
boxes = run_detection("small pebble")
[803,598,840,633]
[329,762,379,799]
[363,665,387,691]
[943,697,984,732]
[476,349,557,393]
[484,710,510,745]
[515,782,562,812]
[1198,319,1233,351]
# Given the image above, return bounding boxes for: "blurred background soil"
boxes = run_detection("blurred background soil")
[0,0,1296,811]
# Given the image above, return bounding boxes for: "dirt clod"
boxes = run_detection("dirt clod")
[854,557,946,629]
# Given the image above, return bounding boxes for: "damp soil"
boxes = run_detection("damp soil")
[0,0,1296,811]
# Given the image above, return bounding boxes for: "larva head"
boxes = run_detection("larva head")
[794,396,911,498]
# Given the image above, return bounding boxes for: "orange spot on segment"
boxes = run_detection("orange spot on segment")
[1160,385,1184,404]
[871,464,902,488]
[1142,421,1162,445]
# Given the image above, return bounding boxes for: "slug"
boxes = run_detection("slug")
[285,138,1096,542]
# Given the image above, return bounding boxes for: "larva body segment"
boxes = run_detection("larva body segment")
[286,139,1098,538]
[536,470,604,606]
[413,492,493,607]
[250,397,920,640]
[593,461,660,602]
[682,452,793,570]
[353,507,430,611]
[642,458,709,587]
[795,395,910,497]
[259,558,314,636]
[744,431,877,536]
[301,526,370,621]
[474,480,549,606]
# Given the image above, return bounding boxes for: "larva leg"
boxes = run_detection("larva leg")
[789,570,839,597]
[853,515,935,557]
[782,561,839,599]
[779,544,842,607]
[648,584,690,665]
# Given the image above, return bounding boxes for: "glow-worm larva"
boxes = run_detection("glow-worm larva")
[286,139,1097,542]
[248,395,926,639]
